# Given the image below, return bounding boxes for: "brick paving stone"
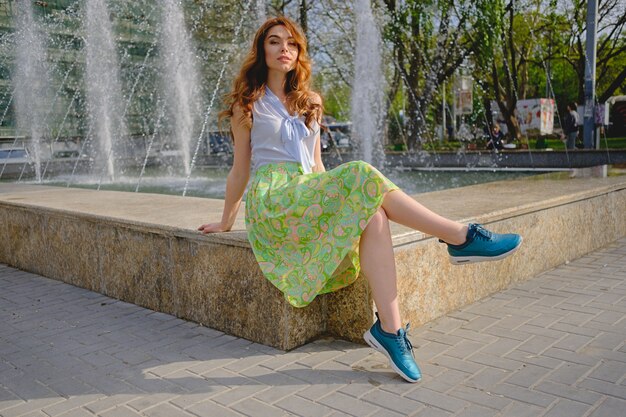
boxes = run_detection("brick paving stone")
[168,387,229,409]
[478,337,522,357]
[497,401,547,417]
[430,355,484,375]
[126,393,183,413]
[541,347,599,367]
[467,352,523,372]
[464,367,510,390]
[296,382,348,402]
[448,327,499,344]
[446,385,512,411]
[553,334,593,352]
[16,412,50,417]
[253,383,306,405]
[455,404,499,417]
[275,395,334,417]
[588,397,626,417]
[83,394,137,414]
[55,408,98,417]
[417,331,464,348]
[534,380,602,405]
[230,397,290,417]
[0,398,67,417]
[506,364,551,388]
[413,340,452,362]
[547,363,593,385]
[361,388,423,415]
[588,360,626,383]
[505,349,564,369]
[318,391,381,416]
[579,376,626,399]
[211,385,270,407]
[443,340,486,360]
[489,383,557,408]
[142,402,197,417]
[40,394,104,416]
[337,381,376,398]
[461,316,500,332]
[405,387,469,413]
[412,405,453,417]
[542,399,592,417]
[186,400,245,417]
[99,405,144,417]
[517,334,562,355]
[416,368,470,393]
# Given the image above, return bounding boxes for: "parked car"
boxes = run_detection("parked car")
[321,122,353,152]
[207,131,232,155]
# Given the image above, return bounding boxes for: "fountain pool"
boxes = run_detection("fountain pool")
[31,167,538,199]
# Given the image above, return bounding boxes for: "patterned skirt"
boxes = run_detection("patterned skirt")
[245,160,398,308]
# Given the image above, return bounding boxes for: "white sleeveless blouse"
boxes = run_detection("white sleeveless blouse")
[250,87,319,174]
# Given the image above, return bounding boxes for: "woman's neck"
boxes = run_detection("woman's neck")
[266,71,288,102]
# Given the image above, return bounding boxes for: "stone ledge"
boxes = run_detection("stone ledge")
[0,174,624,349]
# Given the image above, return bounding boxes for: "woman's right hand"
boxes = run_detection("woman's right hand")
[198,222,231,234]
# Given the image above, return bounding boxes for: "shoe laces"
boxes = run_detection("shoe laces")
[471,224,493,241]
[396,324,415,357]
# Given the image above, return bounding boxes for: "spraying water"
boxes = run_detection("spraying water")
[351,0,385,166]
[13,1,50,183]
[160,1,201,176]
[84,0,127,181]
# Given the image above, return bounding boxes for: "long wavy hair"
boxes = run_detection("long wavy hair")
[219,16,322,133]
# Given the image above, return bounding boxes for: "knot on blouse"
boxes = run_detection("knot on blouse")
[280,114,310,145]
[264,87,315,174]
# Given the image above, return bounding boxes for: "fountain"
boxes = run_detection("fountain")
[159,1,201,177]
[0,1,620,195]
[351,0,385,167]
[13,1,50,183]
[84,0,127,182]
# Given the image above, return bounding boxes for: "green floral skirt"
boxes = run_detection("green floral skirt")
[245,160,398,307]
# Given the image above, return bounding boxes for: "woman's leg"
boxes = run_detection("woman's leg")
[360,207,422,382]
[382,190,467,245]
[360,208,401,333]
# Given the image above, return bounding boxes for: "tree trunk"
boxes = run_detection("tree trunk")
[299,0,307,36]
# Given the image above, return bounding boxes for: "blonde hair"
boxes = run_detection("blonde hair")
[219,16,322,133]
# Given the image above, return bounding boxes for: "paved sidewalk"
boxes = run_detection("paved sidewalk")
[1,239,625,417]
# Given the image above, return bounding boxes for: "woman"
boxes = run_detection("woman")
[198,16,522,383]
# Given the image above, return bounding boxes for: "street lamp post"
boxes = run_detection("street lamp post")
[583,0,598,149]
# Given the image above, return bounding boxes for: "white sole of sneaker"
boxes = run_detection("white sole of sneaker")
[449,237,523,265]
[363,330,421,383]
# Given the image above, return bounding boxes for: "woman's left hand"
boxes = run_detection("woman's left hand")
[198,222,231,234]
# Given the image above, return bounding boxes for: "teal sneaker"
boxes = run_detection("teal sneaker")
[363,313,422,383]
[443,223,522,265]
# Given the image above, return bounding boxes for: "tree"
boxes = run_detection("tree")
[558,0,626,103]
[381,0,495,149]
[267,0,312,36]
[467,0,554,141]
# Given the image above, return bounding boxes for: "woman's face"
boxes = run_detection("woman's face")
[264,25,298,75]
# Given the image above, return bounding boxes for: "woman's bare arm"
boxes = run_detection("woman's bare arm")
[312,93,325,173]
[198,106,251,233]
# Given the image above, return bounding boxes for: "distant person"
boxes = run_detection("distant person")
[563,102,579,150]
[486,123,505,150]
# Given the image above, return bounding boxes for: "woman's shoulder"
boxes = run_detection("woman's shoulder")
[309,91,322,106]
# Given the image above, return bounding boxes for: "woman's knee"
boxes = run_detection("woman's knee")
[366,208,388,231]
